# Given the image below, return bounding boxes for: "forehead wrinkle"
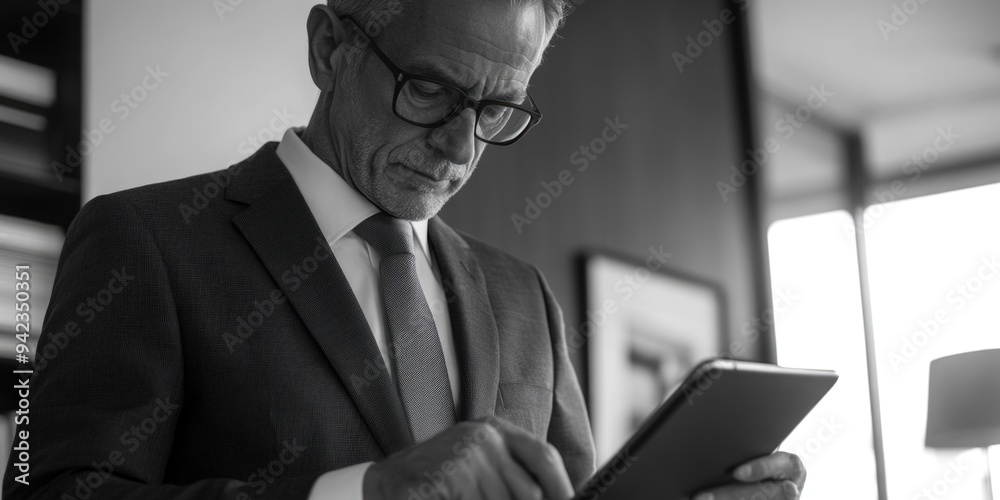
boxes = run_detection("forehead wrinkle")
[431,21,542,70]
[409,42,533,99]
[434,38,534,81]
[381,0,545,100]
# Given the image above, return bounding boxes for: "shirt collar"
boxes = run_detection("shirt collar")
[276,128,432,256]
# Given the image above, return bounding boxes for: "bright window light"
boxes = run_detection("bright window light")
[864,182,1000,500]
[767,210,879,499]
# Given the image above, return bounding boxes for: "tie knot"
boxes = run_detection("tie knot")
[353,213,414,256]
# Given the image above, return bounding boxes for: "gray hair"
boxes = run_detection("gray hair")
[329,0,567,39]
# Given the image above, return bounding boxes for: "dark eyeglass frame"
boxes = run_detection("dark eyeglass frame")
[340,15,542,146]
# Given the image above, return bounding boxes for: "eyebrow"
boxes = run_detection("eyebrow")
[403,60,528,104]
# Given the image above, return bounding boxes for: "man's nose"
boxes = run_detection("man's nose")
[427,107,477,166]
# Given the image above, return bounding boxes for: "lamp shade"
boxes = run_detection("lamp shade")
[925,349,1000,448]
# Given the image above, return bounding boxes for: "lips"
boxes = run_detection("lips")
[388,162,453,191]
[392,161,456,182]
[400,164,446,182]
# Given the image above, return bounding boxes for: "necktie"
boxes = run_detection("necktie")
[353,212,456,442]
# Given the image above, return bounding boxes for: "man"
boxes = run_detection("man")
[5,0,807,498]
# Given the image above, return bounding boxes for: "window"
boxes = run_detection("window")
[865,183,1000,499]
[768,182,1000,498]
[768,211,879,498]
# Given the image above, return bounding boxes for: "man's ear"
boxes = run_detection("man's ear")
[306,4,352,93]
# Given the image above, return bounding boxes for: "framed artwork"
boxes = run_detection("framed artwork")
[582,253,726,464]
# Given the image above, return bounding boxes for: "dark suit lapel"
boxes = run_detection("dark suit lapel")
[228,150,414,455]
[428,218,500,421]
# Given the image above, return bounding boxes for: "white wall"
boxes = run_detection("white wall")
[84,0,320,200]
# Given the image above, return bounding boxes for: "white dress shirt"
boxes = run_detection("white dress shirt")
[275,128,459,500]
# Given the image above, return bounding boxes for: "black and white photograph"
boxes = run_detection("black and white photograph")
[1,0,999,498]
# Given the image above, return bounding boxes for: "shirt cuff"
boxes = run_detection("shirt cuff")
[308,462,373,500]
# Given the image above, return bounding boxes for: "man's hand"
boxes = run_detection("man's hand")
[362,417,575,500]
[693,452,807,500]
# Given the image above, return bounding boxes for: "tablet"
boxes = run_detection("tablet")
[575,358,838,499]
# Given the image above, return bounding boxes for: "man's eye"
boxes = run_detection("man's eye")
[410,81,445,99]
[482,106,508,123]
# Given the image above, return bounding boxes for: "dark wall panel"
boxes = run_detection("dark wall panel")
[440,0,760,371]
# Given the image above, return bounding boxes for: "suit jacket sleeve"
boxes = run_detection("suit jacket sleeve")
[536,268,597,490]
[3,195,318,500]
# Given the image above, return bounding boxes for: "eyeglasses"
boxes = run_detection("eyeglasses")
[341,15,542,146]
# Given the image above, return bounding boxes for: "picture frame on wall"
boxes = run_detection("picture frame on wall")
[582,252,726,464]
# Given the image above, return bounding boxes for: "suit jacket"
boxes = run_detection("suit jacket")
[4,143,595,499]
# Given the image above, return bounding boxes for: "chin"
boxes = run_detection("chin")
[366,172,462,221]
[375,192,449,222]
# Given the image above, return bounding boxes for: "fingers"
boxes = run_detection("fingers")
[733,452,807,486]
[484,417,575,500]
[476,423,541,500]
[695,452,806,500]
[694,480,800,500]
[476,453,514,500]
[496,450,544,500]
